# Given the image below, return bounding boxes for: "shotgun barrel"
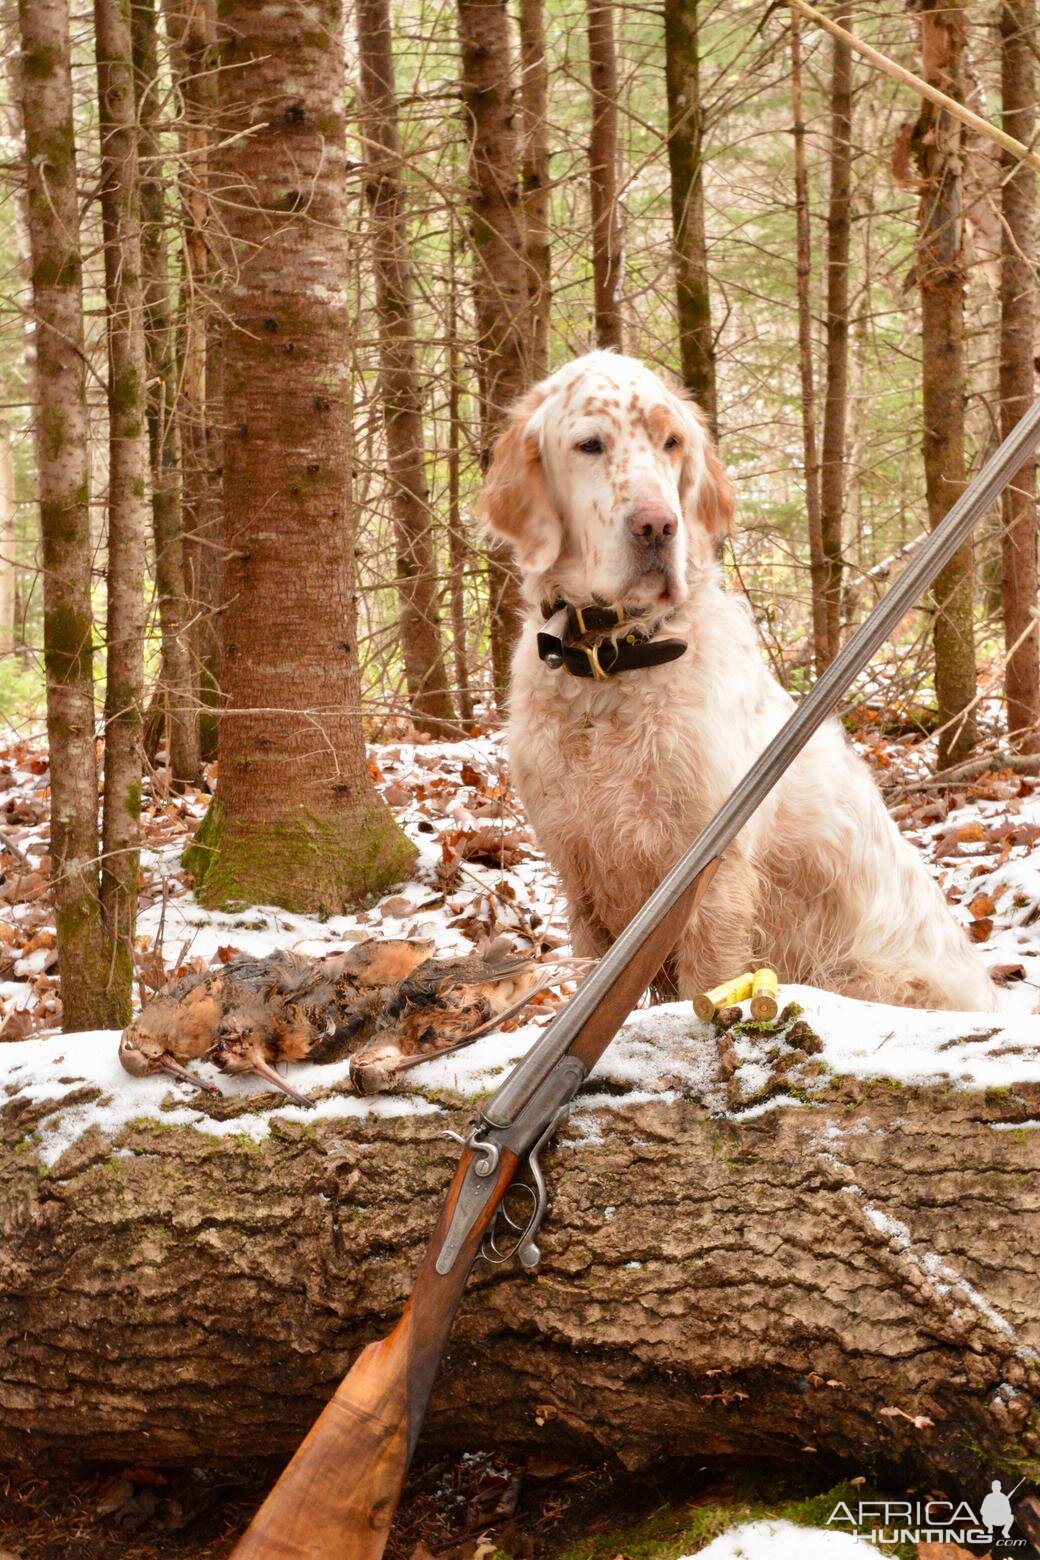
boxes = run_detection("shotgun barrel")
[232,398,1040,1558]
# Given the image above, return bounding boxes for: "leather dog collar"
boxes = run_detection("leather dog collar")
[536,599,688,681]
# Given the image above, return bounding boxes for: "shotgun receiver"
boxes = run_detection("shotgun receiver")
[232,399,1040,1559]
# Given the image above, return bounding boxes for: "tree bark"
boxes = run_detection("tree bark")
[356,0,456,738]
[132,0,201,788]
[95,0,150,1027]
[456,0,529,706]
[586,0,623,352]
[447,237,474,728]
[664,0,715,430]
[0,423,14,656]
[789,15,828,676]
[188,0,416,914]
[999,0,1039,754]
[819,3,852,667]
[161,0,223,763]
[912,1,977,770]
[1,1032,1038,1493]
[17,0,114,1031]
[519,0,550,381]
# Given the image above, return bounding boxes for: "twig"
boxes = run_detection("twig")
[786,0,1040,173]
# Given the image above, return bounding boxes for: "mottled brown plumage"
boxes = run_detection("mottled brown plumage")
[119,936,544,1102]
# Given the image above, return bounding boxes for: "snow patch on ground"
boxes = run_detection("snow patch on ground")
[680,1518,874,1558]
[2,980,1037,1169]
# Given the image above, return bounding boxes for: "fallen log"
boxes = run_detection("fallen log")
[0,988,1038,1496]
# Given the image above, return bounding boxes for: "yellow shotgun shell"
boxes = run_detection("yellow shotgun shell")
[692,971,755,1022]
[750,967,779,1021]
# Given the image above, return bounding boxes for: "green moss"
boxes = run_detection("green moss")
[187,792,416,916]
[550,1480,909,1560]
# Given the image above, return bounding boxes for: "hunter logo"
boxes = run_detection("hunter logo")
[827,1478,1026,1548]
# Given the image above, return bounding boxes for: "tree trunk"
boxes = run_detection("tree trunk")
[456,0,529,707]
[0,423,14,656]
[162,0,223,763]
[789,15,828,676]
[664,0,715,430]
[447,239,474,728]
[819,3,852,668]
[912,1,976,770]
[95,0,150,1028]
[187,0,416,914]
[132,0,201,788]
[586,0,622,353]
[519,0,550,381]
[1,1019,1038,1494]
[356,0,456,738]
[17,0,114,1031]
[999,0,1039,754]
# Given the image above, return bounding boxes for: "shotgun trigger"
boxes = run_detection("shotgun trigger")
[480,1107,565,1270]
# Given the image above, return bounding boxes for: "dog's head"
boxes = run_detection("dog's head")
[480,351,733,610]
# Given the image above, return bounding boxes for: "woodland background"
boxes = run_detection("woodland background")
[0,3,1039,1556]
[0,0,1038,1027]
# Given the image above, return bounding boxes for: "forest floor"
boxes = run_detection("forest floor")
[0,702,1038,1557]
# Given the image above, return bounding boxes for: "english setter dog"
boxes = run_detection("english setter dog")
[481,351,997,1012]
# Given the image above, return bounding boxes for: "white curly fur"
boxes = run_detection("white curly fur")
[482,352,997,1012]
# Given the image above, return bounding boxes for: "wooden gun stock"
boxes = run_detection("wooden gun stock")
[231,1144,519,1559]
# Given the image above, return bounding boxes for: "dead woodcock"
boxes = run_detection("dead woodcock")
[118,936,544,1105]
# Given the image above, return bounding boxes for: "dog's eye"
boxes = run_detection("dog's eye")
[664,434,681,452]
[576,436,603,455]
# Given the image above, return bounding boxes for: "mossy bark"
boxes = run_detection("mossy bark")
[95,0,150,1027]
[17,0,117,1030]
[663,0,715,431]
[203,0,415,915]
[187,793,416,914]
[0,1042,1038,1495]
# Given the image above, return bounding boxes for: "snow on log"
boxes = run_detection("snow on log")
[0,988,1038,1491]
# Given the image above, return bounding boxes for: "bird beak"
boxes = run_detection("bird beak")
[158,1053,223,1096]
[247,1054,316,1109]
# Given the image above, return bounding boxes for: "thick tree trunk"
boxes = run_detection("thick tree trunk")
[819,4,852,668]
[95,0,150,1027]
[0,423,14,656]
[586,0,623,352]
[162,0,223,763]
[456,0,529,706]
[999,0,1039,754]
[913,1,976,770]
[789,16,828,676]
[1,1011,1038,1495]
[664,0,715,430]
[188,0,415,913]
[356,0,456,738]
[17,0,114,1031]
[519,0,550,381]
[132,0,201,788]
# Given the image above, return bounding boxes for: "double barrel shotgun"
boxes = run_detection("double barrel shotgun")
[232,400,1040,1559]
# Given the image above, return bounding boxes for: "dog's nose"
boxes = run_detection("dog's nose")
[627,502,677,542]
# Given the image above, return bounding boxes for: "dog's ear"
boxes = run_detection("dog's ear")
[479,387,563,574]
[675,396,735,540]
